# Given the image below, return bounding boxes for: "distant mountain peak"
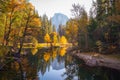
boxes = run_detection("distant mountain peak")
[54,13,67,16]
[51,13,69,31]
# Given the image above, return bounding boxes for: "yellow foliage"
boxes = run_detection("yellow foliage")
[66,19,78,34]
[27,3,35,11]
[31,18,41,27]
[53,35,58,44]
[66,19,78,40]
[44,52,50,62]
[59,48,66,57]
[31,48,38,55]
[9,0,26,12]
[32,37,38,48]
[60,36,67,44]
[50,32,58,44]
[44,33,51,43]
[52,32,57,35]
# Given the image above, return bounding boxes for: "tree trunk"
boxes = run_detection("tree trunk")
[3,15,8,45]
[5,8,14,46]
[18,15,30,54]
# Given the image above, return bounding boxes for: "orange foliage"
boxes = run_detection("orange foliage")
[59,48,66,57]
[31,48,38,55]
[66,19,78,41]
[44,33,51,43]
[44,52,50,62]
[30,17,41,27]
[60,36,67,44]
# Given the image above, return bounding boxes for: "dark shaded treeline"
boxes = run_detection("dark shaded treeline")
[64,0,120,54]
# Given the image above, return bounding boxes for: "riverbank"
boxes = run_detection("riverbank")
[67,48,120,70]
[2,43,72,48]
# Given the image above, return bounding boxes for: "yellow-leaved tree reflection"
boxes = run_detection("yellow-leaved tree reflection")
[52,50,57,59]
[31,48,38,55]
[59,47,67,57]
[44,52,50,62]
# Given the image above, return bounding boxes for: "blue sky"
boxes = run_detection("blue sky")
[29,0,94,18]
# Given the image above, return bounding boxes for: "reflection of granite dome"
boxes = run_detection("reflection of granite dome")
[51,58,64,70]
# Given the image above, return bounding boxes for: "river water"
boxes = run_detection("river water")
[0,47,120,80]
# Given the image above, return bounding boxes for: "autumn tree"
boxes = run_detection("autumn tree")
[50,32,58,46]
[52,49,57,59]
[71,3,89,49]
[65,19,78,45]
[1,0,26,45]
[0,13,5,44]
[18,2,41,53]
[31,48,38,55]
[59,48,66,57]
[60,36,67,44]
[53,32,58,45]
[44,33,51,43]
[44,52,50,62]
[39,15,52,42]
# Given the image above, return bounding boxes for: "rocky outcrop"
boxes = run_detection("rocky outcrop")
[68,48,120,70]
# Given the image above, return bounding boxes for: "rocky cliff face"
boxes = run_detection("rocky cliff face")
[51,13,69,31]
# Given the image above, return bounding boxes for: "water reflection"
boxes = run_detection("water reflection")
[31,48,38,55]
[0,47,120,80]
[43,52,50,62]
[59,47,67,57]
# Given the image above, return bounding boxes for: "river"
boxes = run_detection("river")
[0,47,120,80]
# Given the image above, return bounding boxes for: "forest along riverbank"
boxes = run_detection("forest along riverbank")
[67,48,120,70]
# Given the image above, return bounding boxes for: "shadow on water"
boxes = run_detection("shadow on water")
[0,47,120,80]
